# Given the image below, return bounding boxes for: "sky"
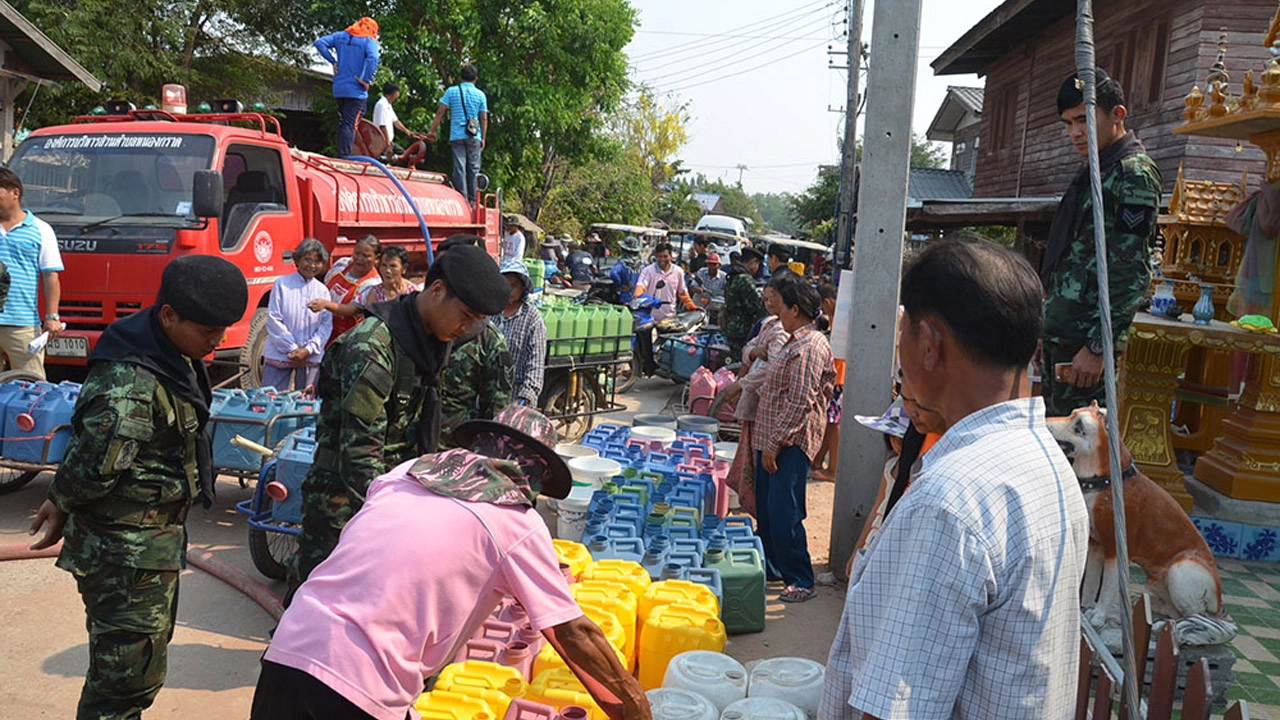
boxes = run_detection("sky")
[624,0,1005,196]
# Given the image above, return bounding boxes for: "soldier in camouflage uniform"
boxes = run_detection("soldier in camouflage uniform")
[1040,70,1161,417]
[28,256,248,720]
[289,241,509,596]
[440,321,513,442]
[722,246,766,359]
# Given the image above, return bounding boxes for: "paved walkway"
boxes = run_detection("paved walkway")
[1221,558,1280,717]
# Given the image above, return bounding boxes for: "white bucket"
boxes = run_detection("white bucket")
[631,425,677,447]
[720,697,807,720]
[715,441,739,462]
[747,658,825,720]
[567,456,622,490]
[555,485,594,541]
[662,650,748,711]
[556,443,599,463]
[646,688,718,720]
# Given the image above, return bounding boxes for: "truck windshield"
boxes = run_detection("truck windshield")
[9,133,216,221]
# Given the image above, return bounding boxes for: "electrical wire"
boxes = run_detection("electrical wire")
[660,38,832,93]
[628,0,839,62]
[635,29,834,42]
[633,9,835,78]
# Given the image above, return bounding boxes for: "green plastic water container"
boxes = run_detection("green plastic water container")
[546,306,567,357]
[571,306,589,355]
[606,305,627,353]
[703,547,765,634]
[524,258,544,291]
[586,306,606,354]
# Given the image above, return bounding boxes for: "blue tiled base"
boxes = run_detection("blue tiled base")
[1192,515,1280,562]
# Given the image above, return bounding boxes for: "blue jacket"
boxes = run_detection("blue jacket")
[314,31,380,100]
[610,262,641,304]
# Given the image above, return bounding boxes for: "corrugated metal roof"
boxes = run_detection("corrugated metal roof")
[950,86,984,114]
[0,0,101,90]
[926,86,985,142]
[908,167,973,207]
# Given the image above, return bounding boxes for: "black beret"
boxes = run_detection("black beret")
[740,246,764,263]
[157,256,247,327]
[437,245,509,315]
[437,233,483,254]
[767,244,792,261]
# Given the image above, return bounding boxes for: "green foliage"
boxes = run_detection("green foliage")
[654,177,703,229]
[616,88,689,192]
[788,165,839,243]
[693,176,762,228]
[12,0,314,127]
[538,151,653,239]
[751,192,796,235]
[911,134,948,169]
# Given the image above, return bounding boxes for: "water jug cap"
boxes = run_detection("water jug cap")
[15,412,35,432]
[265,481,289,502]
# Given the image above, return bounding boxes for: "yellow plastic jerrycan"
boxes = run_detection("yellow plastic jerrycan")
[581,559,651,600]
[414,689,498,720]
[638,579,721,630]
[637,603,726,690]
[553,539,594,581]
[571,580,639,666]
[532,620,629,679]
[527,667,607,720]
[435,660,528,717]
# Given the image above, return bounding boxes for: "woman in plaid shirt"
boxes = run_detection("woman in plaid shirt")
[755,274,835,603]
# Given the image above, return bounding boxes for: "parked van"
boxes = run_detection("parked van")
[694,214,748,239]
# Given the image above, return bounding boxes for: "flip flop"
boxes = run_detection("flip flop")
[780,586,817,603]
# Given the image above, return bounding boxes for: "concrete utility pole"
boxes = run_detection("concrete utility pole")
[829,0,924,578]
[833,0,864,271]
[735,164,748,185]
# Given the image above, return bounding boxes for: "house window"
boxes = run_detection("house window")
[1148,21,1170,106]
[989,84,1018,154]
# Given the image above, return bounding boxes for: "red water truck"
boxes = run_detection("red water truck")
[8,107,501,384]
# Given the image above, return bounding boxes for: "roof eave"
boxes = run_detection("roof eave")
[932,0,1043,77]
[0,1,102,92]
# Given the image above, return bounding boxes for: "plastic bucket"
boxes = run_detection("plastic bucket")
[556,486,594,542]
[567,456,623,490]
[556,443,599,463]
[677,415,720,437]
[633,413,678,429]
[630,426,677,447]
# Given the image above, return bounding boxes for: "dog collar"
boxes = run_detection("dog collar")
[1077,462,1139,492]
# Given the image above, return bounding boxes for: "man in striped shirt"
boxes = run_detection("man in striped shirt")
[0,168,62,377]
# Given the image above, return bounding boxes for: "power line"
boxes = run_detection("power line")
[634,12,835,80]
[631,8,833,75]
[660,38,832,93]
[628,0,838,62]
[635,29,833,42]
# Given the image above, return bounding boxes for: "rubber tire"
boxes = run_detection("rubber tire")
[540,373,597,443]
[0,469,39,495]
[615,357,637,394]
[247,462,297,581]
[239,307,268,389]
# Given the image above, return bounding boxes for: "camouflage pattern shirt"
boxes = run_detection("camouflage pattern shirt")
[49,362,201,573]
[1042,152,1162,354]
[722,270,766,358]
[440,321,513,440]
[307,315,432,501]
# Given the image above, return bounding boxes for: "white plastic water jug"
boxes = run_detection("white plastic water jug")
[662,650,748,711]
[555,485,594,541]
[747,657,825,720]
[646,687,718,720]
[720,697,807,720]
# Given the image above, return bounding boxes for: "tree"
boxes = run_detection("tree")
[616,88,690,192]
[691,176,763,228]
[911,134,948,169]
[537,148,653,239]
[653,177,703,229]
[788,165,839,243]
[14,0,314,126]
[751,192,796,235]
[297,0,637,221]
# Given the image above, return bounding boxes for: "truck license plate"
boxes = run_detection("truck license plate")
[47,336,88,358]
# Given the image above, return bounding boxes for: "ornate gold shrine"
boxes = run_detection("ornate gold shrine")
[1169,10,1280,506]
[1158,164,1247,319]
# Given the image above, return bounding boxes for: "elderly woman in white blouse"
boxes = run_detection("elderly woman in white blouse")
[264,238,332,391]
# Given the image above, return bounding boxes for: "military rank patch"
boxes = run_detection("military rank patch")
[105,439,139,473]
[1120,205,1151,235]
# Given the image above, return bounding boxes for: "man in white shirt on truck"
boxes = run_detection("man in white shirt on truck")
[372,82,419,156]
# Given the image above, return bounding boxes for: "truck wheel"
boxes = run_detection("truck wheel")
[239,308,268,389]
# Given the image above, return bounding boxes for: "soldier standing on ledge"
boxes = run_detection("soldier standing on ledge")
[28,256,248,719]
[288,241,510,600]
[1040,69,1161,416]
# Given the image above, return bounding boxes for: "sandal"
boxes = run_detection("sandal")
[780,586,817,603]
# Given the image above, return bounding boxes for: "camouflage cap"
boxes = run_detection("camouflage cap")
[452,404,572,499]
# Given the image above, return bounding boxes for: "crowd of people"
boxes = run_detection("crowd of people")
[16,63,1162,720]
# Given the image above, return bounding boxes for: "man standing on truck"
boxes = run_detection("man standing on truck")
[372,81,420,156]
[425,64,488,205]
[314,17,381,158]
[289,243,510,598]
[0,167,62,377]
[28,256,248,720]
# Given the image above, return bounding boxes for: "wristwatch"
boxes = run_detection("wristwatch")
[1087,339,1104,356]
[45,313,60,321]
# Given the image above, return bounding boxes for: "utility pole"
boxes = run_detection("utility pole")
[833,0,864,271]
[735,164,748,185]
[829,0,923,578]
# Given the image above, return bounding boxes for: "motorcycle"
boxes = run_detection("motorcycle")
[615,292,709,393]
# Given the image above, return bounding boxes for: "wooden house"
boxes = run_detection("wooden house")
[932,0,1277,197]
[925,86,984,185]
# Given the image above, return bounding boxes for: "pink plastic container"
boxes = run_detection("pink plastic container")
[457,638,505,663]
[500,641,535,680]
[503,698,558,720]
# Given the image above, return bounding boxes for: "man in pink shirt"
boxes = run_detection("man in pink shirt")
[635,242,697,323]
[251,405,650,720]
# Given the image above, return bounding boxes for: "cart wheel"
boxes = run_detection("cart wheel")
[0,469,40,495]
[238,307,269,389]
[615,357,638,394]
[248,521,296,581]
[0,369,44,384]
[540,373,596,443]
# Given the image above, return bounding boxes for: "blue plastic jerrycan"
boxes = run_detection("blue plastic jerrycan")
[6,384,78,463]
[268,427,316,524]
